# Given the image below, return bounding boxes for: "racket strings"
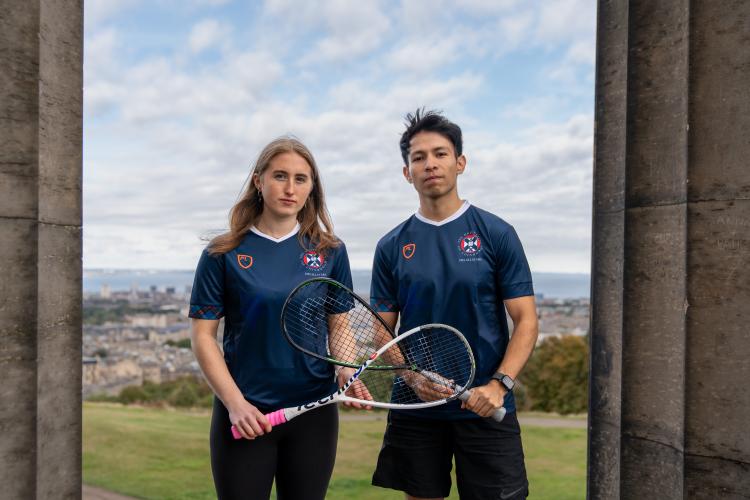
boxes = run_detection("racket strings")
[382,327,474,405]
[283,282,403,368]
[283,281,475,406]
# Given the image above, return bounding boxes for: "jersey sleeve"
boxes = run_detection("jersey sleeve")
[370,241,399,313]
[495,226,534,300]
[329,241,353,289]
[188,249,226,319]
[326,242,355,314]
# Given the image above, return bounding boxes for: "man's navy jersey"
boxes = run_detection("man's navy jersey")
[189,224,352,411]
[370,202,533,419]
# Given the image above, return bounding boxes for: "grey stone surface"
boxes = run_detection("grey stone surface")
[685,454,750,500]
[590,0,749,498]
[624,0,689,208]
[687,1,750,495]
[587,2,628,498]
[0,1,40,220]
[0,0,41,477]
[38,0,83,227]
[621,205,686,499]
[688,1,750,203]
[588,213,623,500]
[37,224,82,499]
[0,0,82,498]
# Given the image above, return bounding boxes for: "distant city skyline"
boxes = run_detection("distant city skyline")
[84,268,591,299]
[84,0,595,273]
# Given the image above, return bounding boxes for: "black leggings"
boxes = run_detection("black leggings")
[210,398,338,500]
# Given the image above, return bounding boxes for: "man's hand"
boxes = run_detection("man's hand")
[461,381,506,417]
[402,371,455,402]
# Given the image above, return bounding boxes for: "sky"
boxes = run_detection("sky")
[83,0,596,273]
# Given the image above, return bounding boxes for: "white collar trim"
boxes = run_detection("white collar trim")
[250,223,300,243]
[414,201,470,226]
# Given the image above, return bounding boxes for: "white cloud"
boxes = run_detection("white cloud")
[191,0,232,6]
[461,114,593,272]
[85,0,141,26]
[327,73,483,115]
[564,39,595,66]
[188,19,228,53]
[386,37,463,73]
[455,0,520,15]
[92,48,283,126]
[298,0,391,64]
[534,0,596,45]
[499,10,535,47]
[81,0,596,273]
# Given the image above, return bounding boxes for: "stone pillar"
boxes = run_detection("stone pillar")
[589,1,750,499]
[0,1,83,498]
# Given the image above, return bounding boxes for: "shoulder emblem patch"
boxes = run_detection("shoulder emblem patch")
[402,243,416,259]
[237,254,253,269]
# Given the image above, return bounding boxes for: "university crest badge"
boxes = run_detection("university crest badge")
[458,232,482,255]
[302,250,326,270]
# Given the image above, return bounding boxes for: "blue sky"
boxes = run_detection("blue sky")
[84,0,595,272]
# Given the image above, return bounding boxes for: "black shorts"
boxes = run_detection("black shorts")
[372,410,528,500]
[210,398,338,500]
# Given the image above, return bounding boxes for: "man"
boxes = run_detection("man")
[370,109,539,500]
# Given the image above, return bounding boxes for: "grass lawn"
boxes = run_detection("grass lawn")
[83,403,585,499]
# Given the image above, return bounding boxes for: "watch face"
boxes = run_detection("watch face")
[502,376,514,389]
[493,374,514,390]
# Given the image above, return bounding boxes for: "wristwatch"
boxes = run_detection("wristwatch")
[491,372,515,391]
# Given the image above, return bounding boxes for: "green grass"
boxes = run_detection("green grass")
[84,403,586,499]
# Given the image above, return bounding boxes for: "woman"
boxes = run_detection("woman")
[189,137,364,499]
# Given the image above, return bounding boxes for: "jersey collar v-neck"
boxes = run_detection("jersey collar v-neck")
[250,223,300,243]
[414,200,470,226]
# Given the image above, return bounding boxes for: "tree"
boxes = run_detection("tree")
[520,335,588,414]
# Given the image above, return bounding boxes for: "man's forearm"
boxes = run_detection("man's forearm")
[497,318,538,379]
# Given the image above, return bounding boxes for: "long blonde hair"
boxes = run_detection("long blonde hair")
[208,137,339,255]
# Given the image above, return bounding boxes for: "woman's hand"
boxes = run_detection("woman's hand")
[337,367,373,410]
[227,399,272,439]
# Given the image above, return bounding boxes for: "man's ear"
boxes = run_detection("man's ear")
[403,165,413,183]
[456,154,467,175]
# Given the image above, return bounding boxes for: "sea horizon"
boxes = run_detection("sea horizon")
[84,268,590,299]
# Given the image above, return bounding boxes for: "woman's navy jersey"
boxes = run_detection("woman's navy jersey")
[189,225,353,411]
[370,202,534,419]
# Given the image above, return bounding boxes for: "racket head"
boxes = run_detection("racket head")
[280,277,402,369]
[281,278,477,409]
[354,323,476,407]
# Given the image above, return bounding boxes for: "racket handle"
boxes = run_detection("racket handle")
[490,406,507,422]
[230,409,288,439]
[459,390,507,422]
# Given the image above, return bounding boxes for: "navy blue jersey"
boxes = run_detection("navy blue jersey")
[189,225,353,411]
[370,203,533,419]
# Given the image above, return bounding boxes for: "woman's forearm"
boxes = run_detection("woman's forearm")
[191,323,245,410]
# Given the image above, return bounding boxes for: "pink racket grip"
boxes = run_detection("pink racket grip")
[264,409,287,427]
[230,409,287,439]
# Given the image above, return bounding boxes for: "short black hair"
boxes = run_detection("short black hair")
[399,108,463,165]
